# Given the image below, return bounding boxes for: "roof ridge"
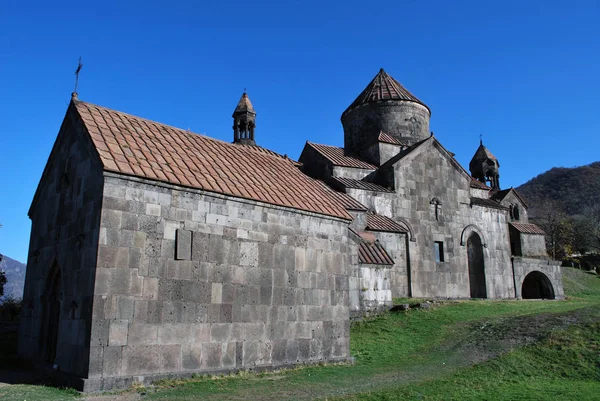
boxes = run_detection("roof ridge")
[77,100,295,164]
[73,100,352,220]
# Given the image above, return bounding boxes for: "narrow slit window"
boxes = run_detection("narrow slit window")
[434,241,444,262]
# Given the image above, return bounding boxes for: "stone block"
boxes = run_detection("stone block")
[243,340,258,367]
[201,343,222,369]
[240,242,259,266]
[182,344,202,370]
[158,324,192,345]
[90,319,110,347]
[191,231,209,261]
[103,346,123,377]
[88,346,104,378]
[143,277,159,300]
[161,344,182,371]
[115,296,135,320]
[286,339,299,363]
[222,342,236,368]
[128,323,158,345]
[210,323,231,342]
[109,319,129,346]
[122,346,161,375]
[145,203,161,217]
[175,229,192,260]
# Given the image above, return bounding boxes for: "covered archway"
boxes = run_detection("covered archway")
[522,271,555,299]
[42,263,62,363]
[467,232,487,298]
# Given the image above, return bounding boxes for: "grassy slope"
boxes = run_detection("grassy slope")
[1,267,599,401]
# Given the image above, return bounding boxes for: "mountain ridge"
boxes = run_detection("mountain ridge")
[0,253,26,301]
[516,161,600,216]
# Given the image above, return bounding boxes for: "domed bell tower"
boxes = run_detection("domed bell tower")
[233,92,256,145]
[341,68,431,154]
[469,139,501,190]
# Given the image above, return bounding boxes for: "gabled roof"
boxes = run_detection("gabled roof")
[366,214,408,233]
[316,181,368,211]
[233,92,255,116]
[349,227,394,265]
[343,68,429,115]
[330,177,394,193]
[470,197,508,210]
[72,100,352,220]
[304,142,376,170]
[490,187,529,209]
[377,131,404,146]
[509,222,545,235]
[378,136,473,183]
[358,242,395,265]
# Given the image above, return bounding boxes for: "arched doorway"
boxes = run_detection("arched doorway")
[43,264,62,363]
[467,233,487,298]
[522,271,555,299]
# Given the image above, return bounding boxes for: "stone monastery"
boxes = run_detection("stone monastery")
[19,69,563,391]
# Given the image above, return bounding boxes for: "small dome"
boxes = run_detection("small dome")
[232,92,256,117]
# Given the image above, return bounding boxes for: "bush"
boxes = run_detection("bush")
[0,296,22,322]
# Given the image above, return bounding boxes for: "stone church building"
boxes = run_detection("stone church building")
[19,69,563,391]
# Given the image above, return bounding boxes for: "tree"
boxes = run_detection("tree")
[0,270,6,298]
[531,199,574,260]
[575,204,600,253]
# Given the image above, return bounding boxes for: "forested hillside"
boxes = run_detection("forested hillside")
[517,161,600,216]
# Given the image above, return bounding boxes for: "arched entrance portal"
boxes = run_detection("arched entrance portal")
[43,264,62,363]
[467,233,487,298]
[522,271,555,299]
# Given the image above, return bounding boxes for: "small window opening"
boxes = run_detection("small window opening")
[434,241,445,262]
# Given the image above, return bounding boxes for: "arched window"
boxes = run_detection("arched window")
[430,198,442,221]
[513,205,520,221]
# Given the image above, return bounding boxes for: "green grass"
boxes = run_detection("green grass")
[0,384,80,401]
[1,267,599,401]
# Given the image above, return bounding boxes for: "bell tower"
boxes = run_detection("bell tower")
[232,92,256,145]
[469,139,501,190]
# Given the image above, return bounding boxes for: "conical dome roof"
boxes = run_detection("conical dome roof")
[470,141,498,165]
[232,92,256,117]
[343,68,429,115]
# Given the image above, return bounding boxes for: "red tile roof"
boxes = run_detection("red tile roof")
[366,214,408,233]
[510,222,546,235]
[343,68,429,115]
[73,100,352,220]
[331,177,394,193]
[377,131,404,145]
[316,182,368,211]
[306,142,376,170]
[358,242,394,265]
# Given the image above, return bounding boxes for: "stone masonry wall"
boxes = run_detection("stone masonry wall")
[87,175,352,390]
[341,141,515,299]
[512,257,564,299]
[342,101,430,152]
[19,108,104,377]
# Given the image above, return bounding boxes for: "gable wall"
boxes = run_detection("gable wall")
[343,143,515,299]
[87,175,352,390]
[499,191,529,223]
[19,109,104,377]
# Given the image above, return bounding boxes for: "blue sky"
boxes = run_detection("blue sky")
[1,0,599,263]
